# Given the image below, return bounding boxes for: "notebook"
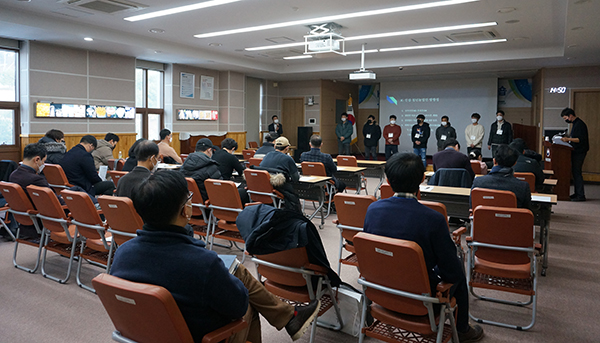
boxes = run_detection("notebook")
[218,254,241,275]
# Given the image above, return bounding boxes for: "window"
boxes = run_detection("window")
[135,67,164,140]
[0,48,20,161]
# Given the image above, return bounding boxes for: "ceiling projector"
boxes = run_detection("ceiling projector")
[349,70,376,80]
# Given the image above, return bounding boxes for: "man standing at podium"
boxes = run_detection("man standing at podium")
[561,107,589,202]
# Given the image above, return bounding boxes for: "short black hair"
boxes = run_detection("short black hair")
[561,107,575,117]
[136,141,160,162]
[389,115,397,120]
[469,149,482,160]
[471,113,481,120]
[368,115,375,120]
[221,138,238,150]
[340,112,348,117]
[23,143,47,160]
[80,135,98,148]
[417,114,425,120]
[272,115,278,120]
[44,129,64,142]
[264,133,275,143]
[128,138,147,158]
[385,153,424,194]
[497,110,505,116]
[160,129,172,140]
[441,115,449,121]
[509,138,527,154]
[132,171,189,227]
[494,144,518,167]
[443,138,460,149]
[104,133,120,142]
[309,134,322,147]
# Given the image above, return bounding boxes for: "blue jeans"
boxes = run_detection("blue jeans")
[385,145,398,160]
[413,147,427,167]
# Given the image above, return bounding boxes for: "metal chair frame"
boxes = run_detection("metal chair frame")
[36,212,80,283]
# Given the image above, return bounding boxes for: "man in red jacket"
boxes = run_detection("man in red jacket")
[383,115,402,160]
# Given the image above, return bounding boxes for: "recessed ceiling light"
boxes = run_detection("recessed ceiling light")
[497,7,516,13]
[195,0,479,38]
[571,26,584,31]
[283,55,313,60]
[505,19,520,24]
[208,42,222,47]
[148,28,165,34]
[379,38,507,52]
[568,44,578,48]
[125,0,243,22]
[84,37,93,41]
[154,50,162,54]
[17,0,31,2]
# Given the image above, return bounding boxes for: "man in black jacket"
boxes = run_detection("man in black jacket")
[432,139,475,180]
[268,115,283,137]
[180,138,221,201]
[362,115,381,160]
[255,133,276,156]
[561,107,589,201]
[37,129,66,164]
[509,138,545,192]
[487,110,513,157]
[115,140,160,198]
[212,138,245,180]
[411,114,430,167]
[435,115,457,151]
[60,135,115,197]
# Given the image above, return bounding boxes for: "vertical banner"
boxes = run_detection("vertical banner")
[347,94,358,144]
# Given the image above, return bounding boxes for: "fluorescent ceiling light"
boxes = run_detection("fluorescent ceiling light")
[125,0,242,22]
[345,49,379,55]
[283,55,313,60]
[379,38,507,52]
[245,21,495,52]
[196,0,479,38]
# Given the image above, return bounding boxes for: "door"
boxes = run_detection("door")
[281,98,304,147]
[573,90,600,178]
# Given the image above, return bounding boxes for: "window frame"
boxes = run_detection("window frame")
[0,47,21,160]
[135,67,164,140]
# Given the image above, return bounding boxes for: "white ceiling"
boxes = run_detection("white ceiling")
[0,0,598,81]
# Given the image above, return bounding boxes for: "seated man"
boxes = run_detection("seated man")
[158,128,182,164]
[509,138,545,192]
[180,138,221,201]
[37,129,66,164]
[471,144,531,209]
[432,138,475,180]
[92,132,120,170]
[59,135,115,197]
[212,138,245,180]
[259,137,301,212]
[254,133,275,157]
[300,134,346,193]
[115,140,160,198]
[109,171,319,343]
[364,152,484,343]
[122,138,146,172]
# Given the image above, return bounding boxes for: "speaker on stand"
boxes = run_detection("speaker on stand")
[294,126,313,162]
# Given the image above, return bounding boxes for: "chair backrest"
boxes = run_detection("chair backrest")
[108,170,128,187]
[108,159,116,171]
[43,164,72,190]
[354,232,432,316]
[471,187,517,209]
[92,273,194,343]
[242,149,255,160]
[514,172,535,192]
[98,196,144,246]
[248,157,262,167]
[185,178,206,217]
[472,206,534,264]
[244,169,276,204]
[61,189,105,240]
[470,161,482,174]
[334,193,376,241]
[380,184,394,199]
[204,179,243,222]
[26,185,68,234]
[337,155,358,167]
[116,159,125,171]
[419,200,449,228]
[248,141,259,149]
[301,161,327,177]
[429,168,472,188]
[180,154,189,162]
[0,181,37,226]
[255,247,311,287]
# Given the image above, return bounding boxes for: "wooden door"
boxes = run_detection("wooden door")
[573,90,600,178]
[281,98,305,147]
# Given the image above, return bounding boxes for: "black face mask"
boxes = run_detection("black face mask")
[564,119,572,124]
[417,119,423,124]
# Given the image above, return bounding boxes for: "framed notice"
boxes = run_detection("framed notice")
[180,72,195,99]
[200,75,214,100]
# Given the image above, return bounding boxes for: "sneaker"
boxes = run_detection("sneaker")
[458,324,484,343]
[285,300,321,341]
[570,194,577,199]
[571,197,586,202]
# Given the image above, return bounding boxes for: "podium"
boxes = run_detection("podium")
[544,141,572,201]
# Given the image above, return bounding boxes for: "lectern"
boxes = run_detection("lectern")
[544,141,572,201]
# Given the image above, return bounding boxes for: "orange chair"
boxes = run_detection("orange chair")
[242,149,255,160]
[248,157,262,167]
[107,159,116,171]
[467,206,538,330]
[244,169,283,208]
[354,232,459,343]
[470,160,482,174]
[251,248,343,343]
[42,164,73,193]
[379,184,394,199]
[332,193,376,276]
[62,189,112,292]
[514,172,536,192]
[470,187,517,209]
[116,159,126,171]
[0,181,44,273]
[108,170,128,188]
[180,154,189,163]
[336,155,368,194]
[92,273,248,343]
[204,179,245,252]
[0,203,16,241]
[185,178,210,239]
[98,196,144,273]
[420,200,466,266]
[248,141,259,149]
[300,161,335,219]
[27,185,81,284]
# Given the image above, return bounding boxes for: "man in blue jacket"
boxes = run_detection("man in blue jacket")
[59,135,114,197]
[110,171,319,343]
[335,113,353,155]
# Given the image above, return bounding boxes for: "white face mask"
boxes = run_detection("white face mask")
[497,116,504,122]
[274,119,279,124]
[390,120,396,125]
[441,121,448,126]
[471,118,478,124]
[151,156,160,172]
[36,161,45,174]
[341,117,347,122]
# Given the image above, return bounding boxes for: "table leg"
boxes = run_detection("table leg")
[538,205,551,276]
[374,167,385,199]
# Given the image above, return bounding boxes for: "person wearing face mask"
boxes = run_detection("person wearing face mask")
[435,115,457,152]
[335,112,353,155]
[411,114,431,167]
[363,115,382,160]
[92,132,120,171]
[180,138,222,202]
[268,115,283,138]
[383,115,402,160]
[115,140,161,198]
[487,110,513,157]
[465,113,485,155]
[158,128,183,164]
[560,107,589,201]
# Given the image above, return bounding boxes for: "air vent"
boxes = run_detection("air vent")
[446,29,500,42]
[59,0,147,14]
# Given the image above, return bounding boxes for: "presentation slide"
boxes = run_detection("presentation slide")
[379,78,498,158]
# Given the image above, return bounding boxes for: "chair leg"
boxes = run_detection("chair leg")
[0,216,16,241]
[105,242,116,274]
[13,228,44,273]
[446,304,460,343]
[435,305,446,343]
[337,232,344,276]
[42,234,79,284]
[358,291,369,343]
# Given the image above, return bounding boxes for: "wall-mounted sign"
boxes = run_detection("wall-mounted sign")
[35,102,135,119]
[200,75,214,100]
[549,87,567,94]
[180,72,195,99]
[177,109,218,121]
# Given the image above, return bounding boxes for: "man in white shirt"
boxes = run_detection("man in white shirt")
[465,113,485,155]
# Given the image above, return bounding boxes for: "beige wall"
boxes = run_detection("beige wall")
[219,71,245,133]
[320,80,359,155]
[278,80,320,133]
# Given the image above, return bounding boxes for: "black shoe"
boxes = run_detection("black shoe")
[570,193,577,199]
[285,300,320,341]
[458,324,484,343]
[571,197,586,202]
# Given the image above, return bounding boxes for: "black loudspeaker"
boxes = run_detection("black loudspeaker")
[294,126,313,162]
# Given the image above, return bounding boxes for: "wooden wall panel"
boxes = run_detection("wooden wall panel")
[226,132,246,153]
[179,132,246,154]
[21,133,137,160]
[172,132,181,155]
[320,80,359,155]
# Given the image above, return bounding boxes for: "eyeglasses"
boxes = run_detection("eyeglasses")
[186,191,193,203]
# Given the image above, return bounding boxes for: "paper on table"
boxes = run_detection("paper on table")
[299,176,318,182]
[419,185,434,191]
[531,195,551,202]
